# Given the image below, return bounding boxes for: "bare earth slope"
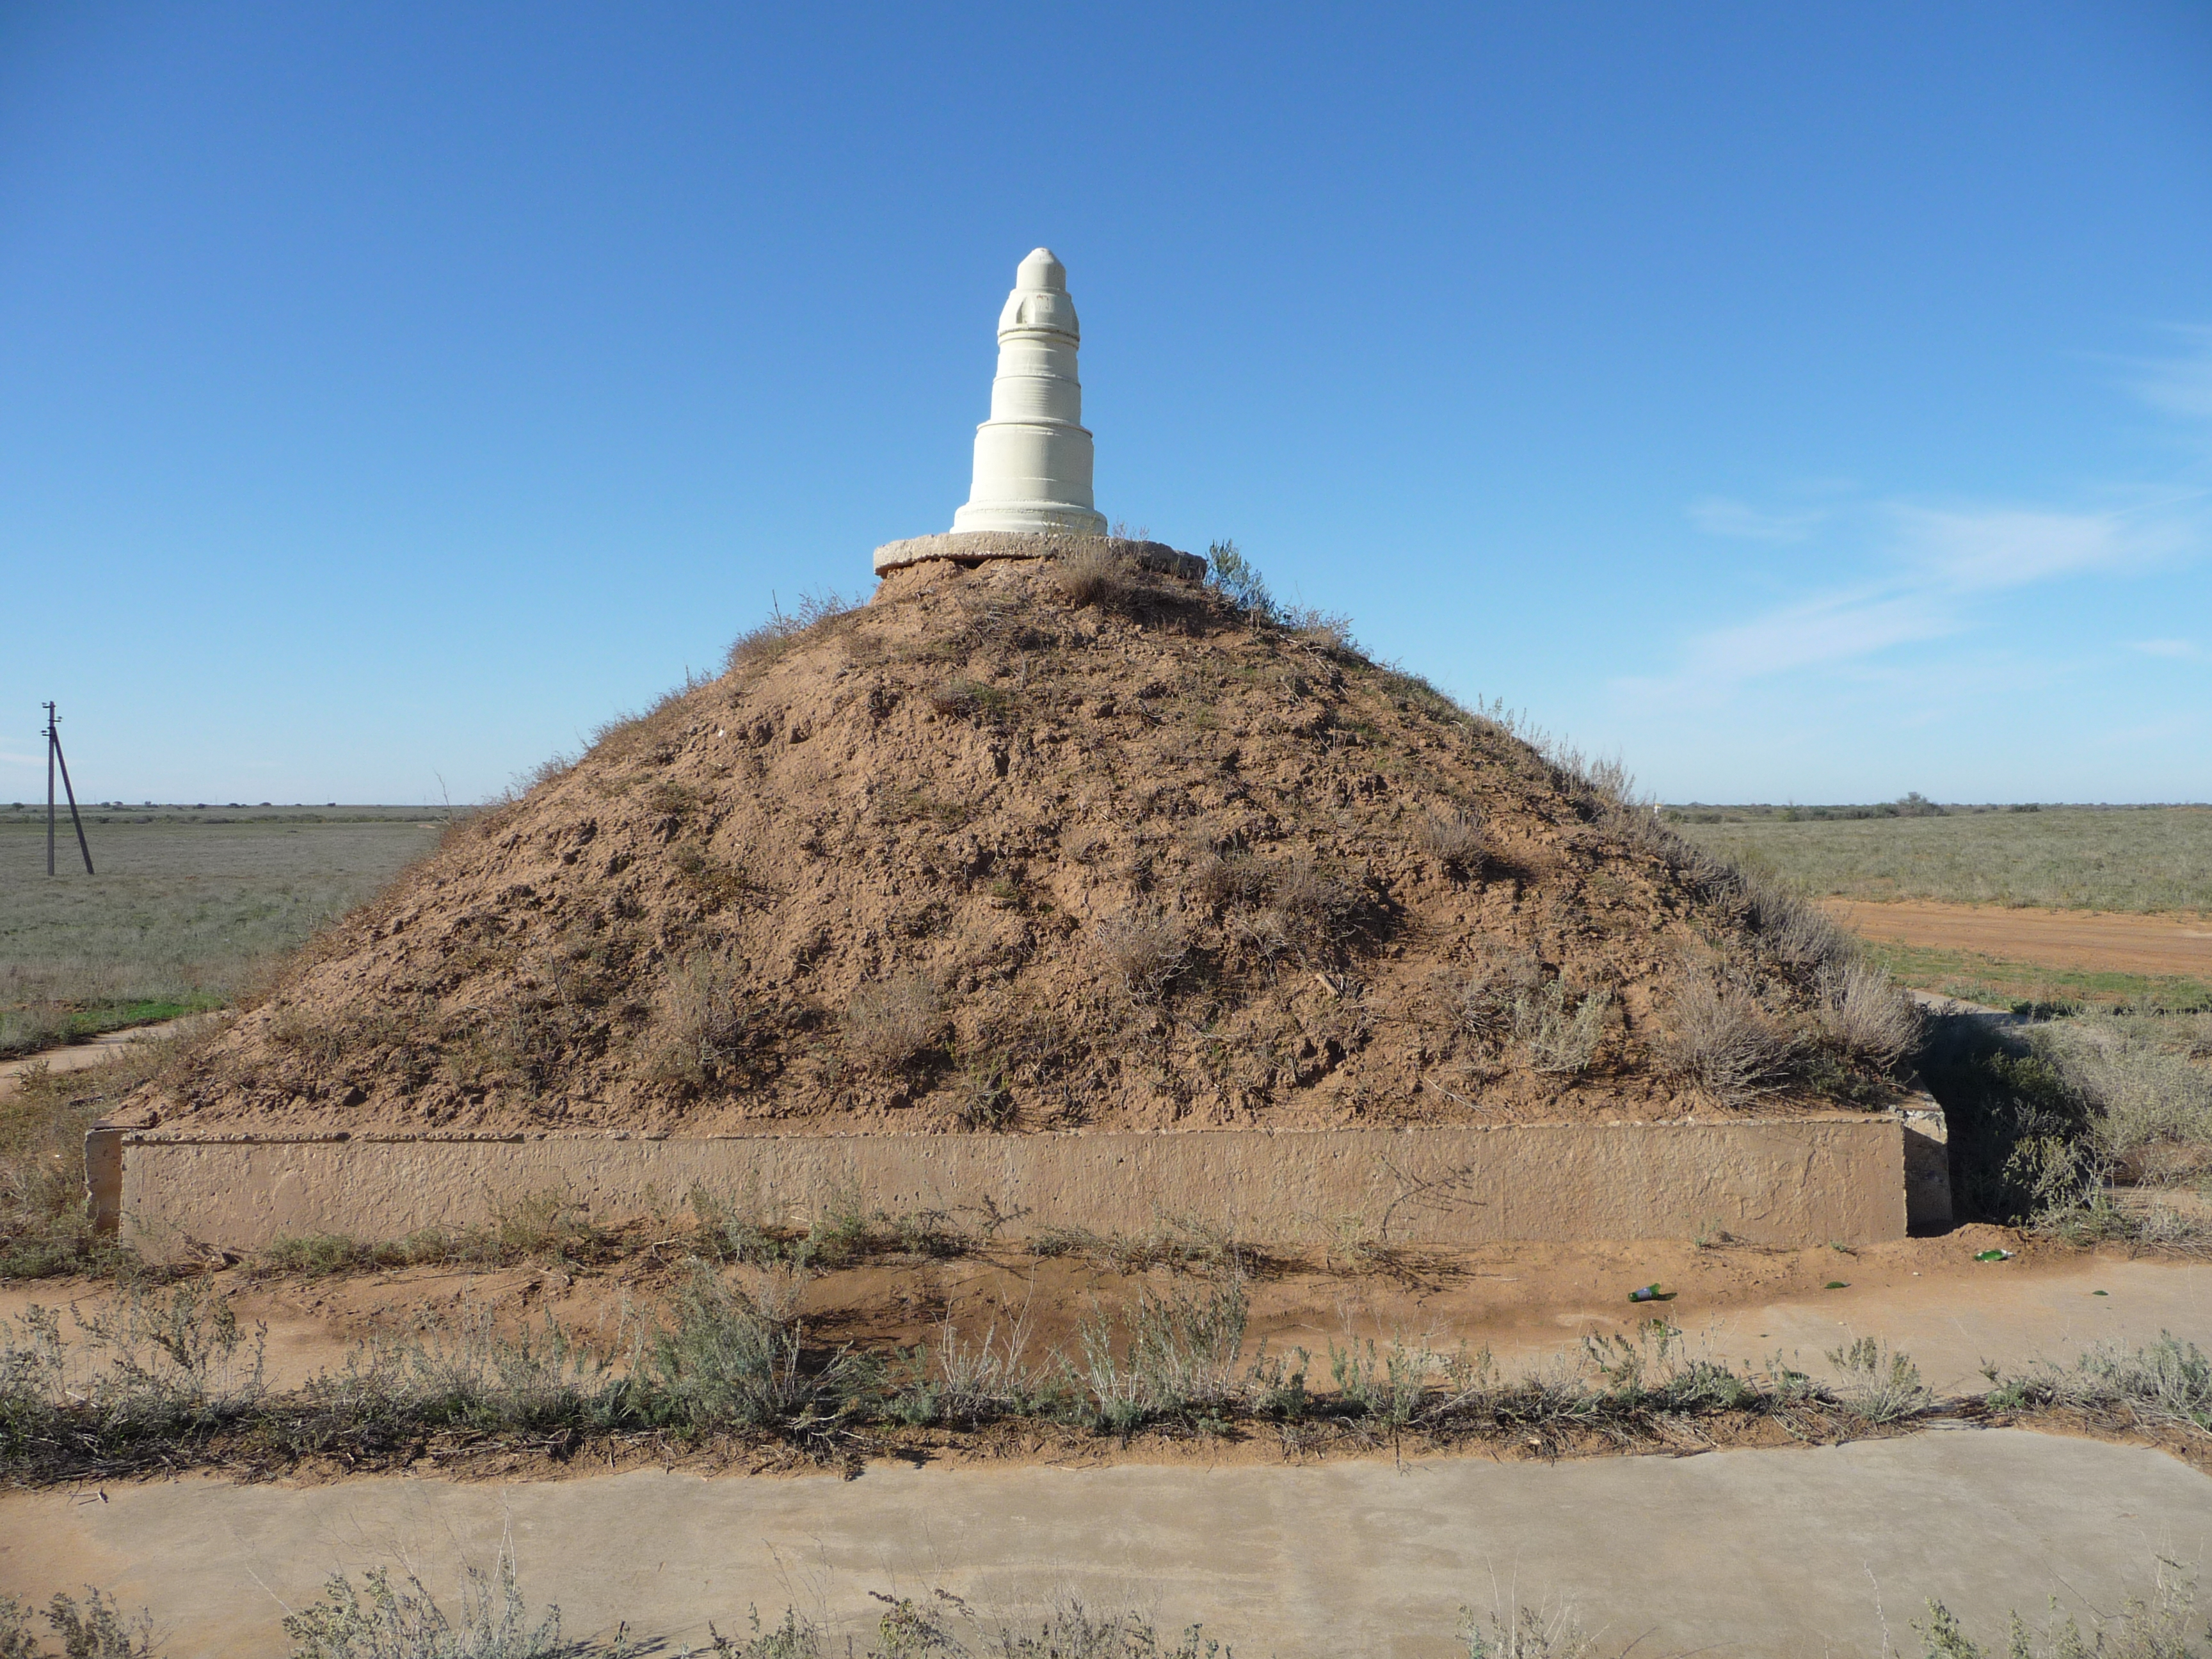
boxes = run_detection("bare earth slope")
[148,554,1909,1136]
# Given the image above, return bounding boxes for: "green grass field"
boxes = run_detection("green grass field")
[1858,940,2212,1015]
[1671,804,2212,913]
[0,806,440,1057]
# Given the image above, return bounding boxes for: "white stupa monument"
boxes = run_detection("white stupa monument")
[873,249,1201,577]
[952,247,1106,536]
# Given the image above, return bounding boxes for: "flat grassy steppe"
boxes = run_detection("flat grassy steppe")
[0,806,440,1056]
[1671,805,2212,913]
[1859,940,2212,1016]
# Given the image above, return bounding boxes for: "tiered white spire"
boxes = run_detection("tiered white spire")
[950,248,1107,536]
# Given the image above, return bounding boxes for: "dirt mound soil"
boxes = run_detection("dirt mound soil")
[146,552,1914,1136]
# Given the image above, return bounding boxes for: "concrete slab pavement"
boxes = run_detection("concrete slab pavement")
[3,1429,2206,1658]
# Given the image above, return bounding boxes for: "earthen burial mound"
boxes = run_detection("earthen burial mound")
[148,549,1918,1137]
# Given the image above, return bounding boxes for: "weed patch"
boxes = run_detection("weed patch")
[843,974,946,1074]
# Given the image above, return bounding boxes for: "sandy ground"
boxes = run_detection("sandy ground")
[1824,898,2212,978]
[3,1429,2206,1658]
[3,1235,2197,1404]
[3,1242,2202,1654]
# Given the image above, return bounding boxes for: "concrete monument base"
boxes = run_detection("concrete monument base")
[93,1116,1915,1259]
[872,530,1207,581]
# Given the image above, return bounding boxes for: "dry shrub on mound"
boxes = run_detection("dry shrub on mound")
[648,955,757,1091]
[1052,541,1130,608]
[928,678,1015,723]
[1194,844,1269,907]
[1418,808,1488,877]
[1272,858,1357,945]
[1094,913,1190,1004]
[1818,961,1923,1072]
[1738,870,1852,975]
[1454,952,1610,1075]
[1520,982,1614,1075]
[726,589,859,674]
[1656,971,1802,1105]
[843,973,944,1072]
[1227,904,1294,967]
[1455,950,1546,1043]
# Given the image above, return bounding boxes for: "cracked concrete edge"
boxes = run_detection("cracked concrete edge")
[872,531,1208,581]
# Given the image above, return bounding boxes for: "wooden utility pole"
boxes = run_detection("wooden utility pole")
[42,702,93,876]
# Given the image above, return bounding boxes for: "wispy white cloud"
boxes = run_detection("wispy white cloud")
[1687,495,1824,543]
[1891,498,2197,593]
[2130,637,2199,659]
[2119,325,2212,427]
[1640,588,1955,693]
[1619,496,2204,707]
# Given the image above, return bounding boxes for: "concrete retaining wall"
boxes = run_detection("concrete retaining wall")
[105,1117,1909,1256]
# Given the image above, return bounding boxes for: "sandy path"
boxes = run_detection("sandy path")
[0,1013,218,1098]
[3,1431,2206,1658]
[2,1249,2199,1653]
[1825,898,2212,977]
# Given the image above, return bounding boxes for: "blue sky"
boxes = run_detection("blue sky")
[4,2,2208,806]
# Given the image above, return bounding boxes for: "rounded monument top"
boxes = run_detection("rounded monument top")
[1016,248,1067,291]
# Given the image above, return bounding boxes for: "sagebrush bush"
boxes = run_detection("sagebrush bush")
[1518,982,1612,1076]
[648,1268,820,1431]
[649,954,757,1091]
[842,973,945,1072]
[1738,869,1854,975]
[1987,1332,2212,1432]
[0,1589,158,1659]
[1073,1279,1251,1433]
[1818,961,1923,1071]
[1824,1336,1930,1423]
[2030,1018,2212,1184]
[1418,808,1488,878]
[1093,914,1190,1003]
[1656,972,1800,1105]
[954,1056,1015,1131]
[1052,541,1129,608]
[281,1551,566,1659]
[1454,956,1608,1073]
[1455,950,1546,1042]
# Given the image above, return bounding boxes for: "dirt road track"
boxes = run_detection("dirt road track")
[1825,899,2212,977]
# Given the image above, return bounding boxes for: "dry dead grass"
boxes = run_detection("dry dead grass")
[842,973,945,1073]
[1418,808,1489,877]
[1051,541,1130,608]
[1818,960,1924,1071]
[1656,971,1802,1105]
[1093,913,1190,1004]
